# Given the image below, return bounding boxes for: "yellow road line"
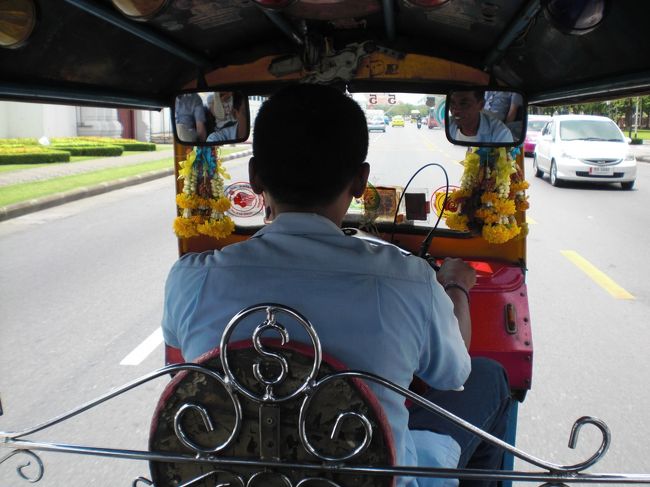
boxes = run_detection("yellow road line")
[561,250,634,300]
[419,135,456,162]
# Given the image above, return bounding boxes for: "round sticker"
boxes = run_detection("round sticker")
[225,182,265,218]
[432,185,460,218]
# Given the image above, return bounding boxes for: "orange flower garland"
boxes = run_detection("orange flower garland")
[445,147,529,244]
[173,146,234,240]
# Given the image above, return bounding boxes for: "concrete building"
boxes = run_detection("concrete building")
[0,101,173,142]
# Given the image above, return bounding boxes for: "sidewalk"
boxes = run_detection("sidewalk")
[0,145,252,221]
[629,141,650,162]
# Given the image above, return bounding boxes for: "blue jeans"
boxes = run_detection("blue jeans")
[408,358,512,487]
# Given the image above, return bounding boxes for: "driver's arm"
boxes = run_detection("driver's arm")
[435,257,476,350]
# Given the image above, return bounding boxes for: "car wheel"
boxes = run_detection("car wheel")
[532,155,543,178]
[550,160,562,187]
[621,180,635,190]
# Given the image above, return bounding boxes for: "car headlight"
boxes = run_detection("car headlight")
[624,152,636,161]
[561,151,577,160]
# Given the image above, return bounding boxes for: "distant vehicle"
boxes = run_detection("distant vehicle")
[533,115,637,189]
[391,115,405,127]
[410,109,420,122]
[427,102,444,129]
[366,108,385,120]
[384,115,390,125]
[367,116,386,132]
[524,115,552,156]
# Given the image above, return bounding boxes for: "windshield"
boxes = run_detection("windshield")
[223,92,483,230]
[527,120,549,131]
[559,119,624,142]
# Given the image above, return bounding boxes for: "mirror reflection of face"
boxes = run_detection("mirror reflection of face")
[450,91,484,133]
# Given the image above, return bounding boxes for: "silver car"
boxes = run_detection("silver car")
[367,116,386,132]
[533,115,637,189]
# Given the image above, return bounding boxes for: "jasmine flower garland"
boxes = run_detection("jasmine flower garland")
[173,146,235,240]
[445,147,529,244]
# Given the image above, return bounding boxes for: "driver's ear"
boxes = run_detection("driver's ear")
[351,162,370,198]
[249,157,264,195]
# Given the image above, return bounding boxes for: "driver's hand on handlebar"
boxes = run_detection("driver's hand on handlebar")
[435,258,476,291]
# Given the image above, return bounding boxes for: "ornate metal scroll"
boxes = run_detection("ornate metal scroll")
[0,363,241,485]
[2,303,650,485]
[220,304,322,403]
[0,449,44,483]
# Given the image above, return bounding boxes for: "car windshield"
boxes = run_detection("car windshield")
[226,92,483,230]
[559,119,624,142]
[527,120,549,131]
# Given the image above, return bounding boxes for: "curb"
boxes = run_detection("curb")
[0,149,253,222]
[0,168,174,221]
[222,150,252,162]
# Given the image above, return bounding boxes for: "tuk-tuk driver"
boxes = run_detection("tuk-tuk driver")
[162,84,511,487]
[448,90,513,144]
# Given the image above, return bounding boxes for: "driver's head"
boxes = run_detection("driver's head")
[251,84,368,207]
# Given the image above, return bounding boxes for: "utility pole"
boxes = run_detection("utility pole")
[634,96,640,138]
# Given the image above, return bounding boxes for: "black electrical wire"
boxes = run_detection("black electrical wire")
[388,163,450,259]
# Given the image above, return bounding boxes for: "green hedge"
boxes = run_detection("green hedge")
[0,138,40,146]
[50,144,124,156]
[0,150,70,165]
[117,142,156,151]
[75,136,156,151]
[0,137,156,162]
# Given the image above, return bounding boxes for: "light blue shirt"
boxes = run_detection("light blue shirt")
[206,121,238,142]
[449,112,514,144]
[483,91,512,121]
[162,213,471,487]
[174,93,205,128]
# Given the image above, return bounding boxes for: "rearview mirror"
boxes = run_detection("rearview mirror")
[445,89,526,147]
[173,91,250,145]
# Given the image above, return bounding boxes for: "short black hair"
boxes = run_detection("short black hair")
[252,84,368,206]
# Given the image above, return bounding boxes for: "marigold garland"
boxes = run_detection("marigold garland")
[445,147,529,244]
[173,146,234,240]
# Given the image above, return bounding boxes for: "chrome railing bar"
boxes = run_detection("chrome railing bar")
[0,364,220,440]
[3,439,650,484]
[315,370,611,473]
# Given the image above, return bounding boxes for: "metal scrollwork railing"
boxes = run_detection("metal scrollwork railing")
[299,398,374,462]
[1,303,650,486]
[220,304,322,403]
[0,449,44,483]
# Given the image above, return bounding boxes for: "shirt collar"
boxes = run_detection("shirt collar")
[252,212,344,238]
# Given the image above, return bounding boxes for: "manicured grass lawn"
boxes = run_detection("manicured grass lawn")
[0,159,173,207]
[631,129,650,140]
[0,144,250,207]
[0,145,243,173]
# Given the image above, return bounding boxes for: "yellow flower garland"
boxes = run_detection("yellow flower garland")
[445,147,529,244]
[173,147,234,240]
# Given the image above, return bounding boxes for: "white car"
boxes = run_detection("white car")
[533,115,637,189]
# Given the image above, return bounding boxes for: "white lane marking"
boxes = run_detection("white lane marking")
[120,327,164,366]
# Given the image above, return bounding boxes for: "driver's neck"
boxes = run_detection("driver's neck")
[268,194,352,228]
[461,115,481,136]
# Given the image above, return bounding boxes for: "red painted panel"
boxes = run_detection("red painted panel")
[467,261,533,392]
